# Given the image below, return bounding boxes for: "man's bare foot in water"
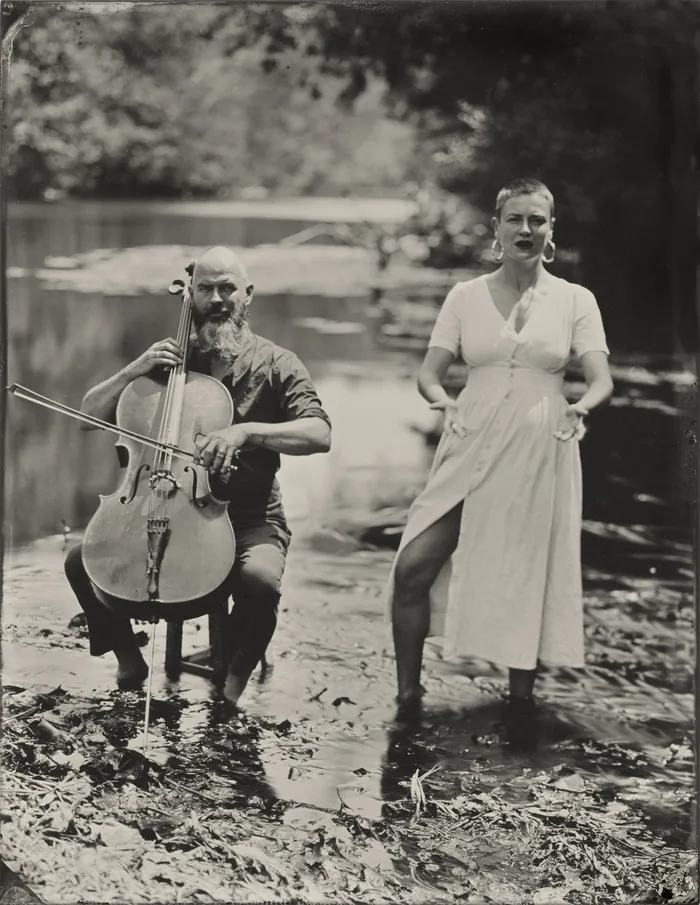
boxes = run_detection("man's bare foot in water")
[223,669,253,706]
[114,646,148,691]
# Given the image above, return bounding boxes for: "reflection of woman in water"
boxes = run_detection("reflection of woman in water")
[389,178,613,711]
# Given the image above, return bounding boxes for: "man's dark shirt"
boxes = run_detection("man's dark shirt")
[191,331,331,530]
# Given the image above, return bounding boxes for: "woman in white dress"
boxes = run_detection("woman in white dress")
[390,178,614,711]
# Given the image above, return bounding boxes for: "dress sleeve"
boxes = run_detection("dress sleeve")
[274,351,332,427]
[428,282,465,356]
[572,287,609,357]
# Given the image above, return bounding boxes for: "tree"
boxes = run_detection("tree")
[287,1,700,352]
[2,3,422,200]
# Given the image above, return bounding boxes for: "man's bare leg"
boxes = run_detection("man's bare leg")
[114,639,148,690]
[64,544,148,690]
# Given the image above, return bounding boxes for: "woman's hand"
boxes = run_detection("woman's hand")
[429,399,469,438]
[554,402,588,442]
[194,425,250,476]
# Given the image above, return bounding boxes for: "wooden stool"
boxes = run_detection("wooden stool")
[164,598,229,684]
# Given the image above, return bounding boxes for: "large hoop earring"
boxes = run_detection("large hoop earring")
[491,238,504,263]
[543,239,556,264]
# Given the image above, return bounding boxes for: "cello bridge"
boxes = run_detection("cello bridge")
[149,470,180,496]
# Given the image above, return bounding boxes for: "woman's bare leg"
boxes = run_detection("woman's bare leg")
[391,504,463,701]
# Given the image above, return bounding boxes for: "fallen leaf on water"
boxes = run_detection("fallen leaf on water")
[361,838,394,874]
[98,818,143,848]
[139,850,183,884]
[47,685,68,698]
[47,802,74,834]
[231,842,287,877]
[552,772,586,793]
[533,887,566,904]
[30,718,69,745]
[50,750,87,770]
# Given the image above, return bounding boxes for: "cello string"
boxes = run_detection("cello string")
[164,287,189,475]
[159,286,189,480]
[155,285,188,473]
[142,621,158,754]
[151,285,189,513]
[166,283,191,481]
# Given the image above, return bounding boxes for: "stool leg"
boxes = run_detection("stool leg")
[208,604,229,685]
[165,621,183,679]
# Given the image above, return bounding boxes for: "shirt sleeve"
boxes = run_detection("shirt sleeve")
[572,287,610,358]
[274,351,332,427]
[428,282,464,356]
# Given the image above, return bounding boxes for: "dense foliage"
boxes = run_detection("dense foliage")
[2,4,422,199]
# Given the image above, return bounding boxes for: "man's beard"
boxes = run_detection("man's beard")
[191,310,249,363]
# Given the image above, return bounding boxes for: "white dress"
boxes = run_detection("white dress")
[389,273,609,670]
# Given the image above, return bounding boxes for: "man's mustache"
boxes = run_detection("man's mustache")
[200,304,246,325]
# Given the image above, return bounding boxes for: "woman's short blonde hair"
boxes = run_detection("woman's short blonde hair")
[495,178,555,220]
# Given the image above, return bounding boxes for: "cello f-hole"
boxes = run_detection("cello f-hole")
[120,463,152,504]
[184,465,208,509]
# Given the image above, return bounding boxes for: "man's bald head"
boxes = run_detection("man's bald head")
[192,246,251,284]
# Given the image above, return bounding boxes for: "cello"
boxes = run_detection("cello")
[79,275,237,623]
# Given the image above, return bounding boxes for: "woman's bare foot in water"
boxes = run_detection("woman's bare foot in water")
[223,670,253,707]
[114,646,148,691]
[395,684,426,720]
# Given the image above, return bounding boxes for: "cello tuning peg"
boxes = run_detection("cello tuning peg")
[168,280,185,295]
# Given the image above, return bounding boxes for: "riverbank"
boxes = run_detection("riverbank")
[1,530,695,904]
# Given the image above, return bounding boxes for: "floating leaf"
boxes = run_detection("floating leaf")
[97,819,143,848]
[552,772,586,793]
[49,750,87,770]
[533,887,566,904]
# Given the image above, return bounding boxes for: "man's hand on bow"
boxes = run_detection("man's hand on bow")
[194,426,250,476]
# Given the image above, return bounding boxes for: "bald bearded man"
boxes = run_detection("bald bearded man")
[64,247,331,704]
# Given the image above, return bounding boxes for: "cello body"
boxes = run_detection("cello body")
[82,371,236,621]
